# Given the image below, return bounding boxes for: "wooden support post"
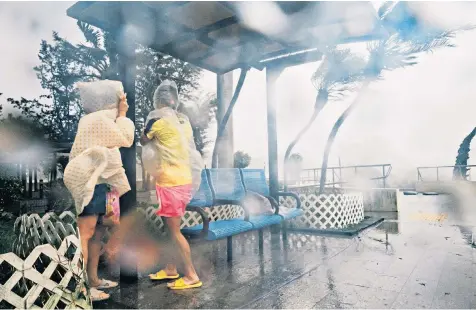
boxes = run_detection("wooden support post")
[118,33,138,283]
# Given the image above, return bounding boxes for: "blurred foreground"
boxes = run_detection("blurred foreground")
[95,193,476,309]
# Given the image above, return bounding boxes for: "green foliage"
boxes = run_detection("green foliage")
[45,179,74,213]
[187,96,217,156]
[453,127,476,180]
[10,21,215,154]
[0,177,23,209]
[233,150,251,168]
[311,49,366,101]
[0,217,16,254]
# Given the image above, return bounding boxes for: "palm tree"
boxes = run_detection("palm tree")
[317,24,474,194]
[453,127,476,180]
[283,49,365,190]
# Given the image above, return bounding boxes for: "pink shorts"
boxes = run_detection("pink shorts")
[156,184,192,217]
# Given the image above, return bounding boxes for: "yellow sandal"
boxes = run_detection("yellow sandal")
[167,278,203,290]
[149,270,180,280]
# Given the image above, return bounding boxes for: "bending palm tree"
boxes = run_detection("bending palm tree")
[283,49,365,190]
[318,28,473,194]
[453,127,476,180]
[211,68,249,168]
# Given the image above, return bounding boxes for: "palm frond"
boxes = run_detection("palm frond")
[311,47,366,100]
[406,25,475,53]
[77,21,102,48]
[364,24,474,78]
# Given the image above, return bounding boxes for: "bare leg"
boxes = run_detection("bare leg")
[165,217,199,284]
[77,215,110,301]
[159,217,179,277]
[77,215,99,269]
[87,224,106,287]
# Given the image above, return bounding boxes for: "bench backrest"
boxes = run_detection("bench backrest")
[188,169,214,207]
[240,169,270,197]
[207,168,246,203]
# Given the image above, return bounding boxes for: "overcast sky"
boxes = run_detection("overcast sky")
[1,2,476,184]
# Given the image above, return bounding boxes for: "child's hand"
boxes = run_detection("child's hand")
[118,93,128,117]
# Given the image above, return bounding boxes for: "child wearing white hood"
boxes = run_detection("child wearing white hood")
[141,80,203,290]
[64,80,134,301]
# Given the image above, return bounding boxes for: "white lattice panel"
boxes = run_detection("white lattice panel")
[12,212,78,260]
[0,236,91,309]
[139,205,245,233]
[280,192,364,230]
[140,191,363,233]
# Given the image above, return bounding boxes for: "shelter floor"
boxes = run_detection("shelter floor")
[96,195,476,309]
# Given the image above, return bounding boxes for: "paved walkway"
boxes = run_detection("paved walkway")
[96,194,476,309]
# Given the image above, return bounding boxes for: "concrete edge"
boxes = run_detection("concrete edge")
[288,216,385,237]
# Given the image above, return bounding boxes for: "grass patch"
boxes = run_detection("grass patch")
[0,218,16,254]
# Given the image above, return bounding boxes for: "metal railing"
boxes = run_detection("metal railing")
[297,164,392,188]
[417,165,476,182]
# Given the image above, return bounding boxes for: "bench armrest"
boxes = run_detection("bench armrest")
[276,192,302,209]
[264,196,280,215]
[186,206,210,239]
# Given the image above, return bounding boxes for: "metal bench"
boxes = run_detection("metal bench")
[181,168,302,234]
[178,168,302,259]
[181,169,253,241]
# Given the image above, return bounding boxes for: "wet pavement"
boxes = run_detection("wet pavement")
[96,193,476,309]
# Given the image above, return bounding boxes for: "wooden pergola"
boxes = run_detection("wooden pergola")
[66,1,386,281]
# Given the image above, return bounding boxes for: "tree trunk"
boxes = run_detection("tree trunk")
[453,127,476,180]
[211,68,248,168]
[319,81,370,194]
[283,91,328,190]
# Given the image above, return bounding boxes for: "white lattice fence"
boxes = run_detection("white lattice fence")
[280,191,364,230]
[138,205,245,234]
[0,235,90,309]
[12,212,78,260]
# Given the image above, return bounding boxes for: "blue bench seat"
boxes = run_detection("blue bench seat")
[181,219,253,241]
[247,214,283,229]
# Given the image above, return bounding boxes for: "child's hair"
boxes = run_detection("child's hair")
[77,80,124,114]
